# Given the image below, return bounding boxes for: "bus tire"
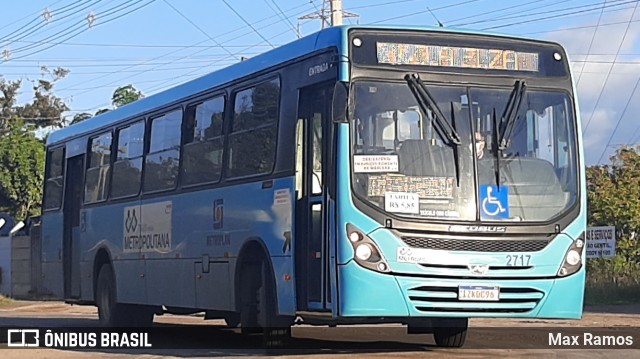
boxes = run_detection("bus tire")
[96,264,129,327]
[432,318,468,348]
[239,259,261,335]
[224,313,240,328]
[238,256,291,347]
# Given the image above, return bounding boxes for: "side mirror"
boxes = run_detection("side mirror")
[332,81,349,123]
[10,221,25,235]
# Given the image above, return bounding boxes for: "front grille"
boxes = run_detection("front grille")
[401,237,550,252]
[408,285,544,314]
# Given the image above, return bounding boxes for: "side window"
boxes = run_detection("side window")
[111,121,144,198]
[182,96,225,186]
[44,147,65,210]
[228,78,280,178]
[84,132,112,203]
[144,109,182,192]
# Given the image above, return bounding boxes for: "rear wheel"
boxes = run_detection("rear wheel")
[432,318,468,348]
[96,264,153,327]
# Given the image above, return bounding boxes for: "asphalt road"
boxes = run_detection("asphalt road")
[0,301,639,358]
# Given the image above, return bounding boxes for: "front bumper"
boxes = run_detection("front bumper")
[337,260,584,319]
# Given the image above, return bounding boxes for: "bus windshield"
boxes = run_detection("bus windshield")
[351,81,578,222]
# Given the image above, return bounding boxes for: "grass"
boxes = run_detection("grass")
[584,269,640,306]
[0,294,14,307]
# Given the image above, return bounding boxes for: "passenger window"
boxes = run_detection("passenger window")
[85,132,112,203]
[227,78,280,178]
[111,121,144,198]
[182,97,225,186]
[144,109,182,192]
[44,147,65,210]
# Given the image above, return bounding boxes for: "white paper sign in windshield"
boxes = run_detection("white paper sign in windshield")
[385,192,419,214]
[353,155,399,173]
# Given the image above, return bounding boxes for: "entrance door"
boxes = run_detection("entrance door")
[63,155,84,299]
[295,83,334,311]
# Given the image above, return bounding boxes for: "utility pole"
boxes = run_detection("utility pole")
[330,0,343,26]
[298,0,358,37]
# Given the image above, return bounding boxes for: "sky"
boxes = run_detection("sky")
[1,0,640,165]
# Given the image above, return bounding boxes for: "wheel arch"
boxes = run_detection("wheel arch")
[92,247,113,303]
[234,237,278,313]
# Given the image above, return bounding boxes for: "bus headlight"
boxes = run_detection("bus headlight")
[347,224,390,273]
[355,244,373,261]
[558,233,585,277]
[566,250,580,266]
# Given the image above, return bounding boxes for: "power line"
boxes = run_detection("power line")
[2,0,157,61]
[519,14,640,35]
[582,1,640,135]
[160,0,239,60]
[370,0,482,25]
[4,39,276,49]
[220,0,275,48]
[596,74,640,163]
[446,0,561,25]
[348,0,422,10]
[6,0,139,55]
[628,126,640,145]
[454,0,626,27]
[142,27,292,95]
[480,0,637,30]
[0,0,100,47]
[263,0,297,35]
[575,0,608,86]
[0,0,65,33]
[2,54,262,66]
[54,2,315,96]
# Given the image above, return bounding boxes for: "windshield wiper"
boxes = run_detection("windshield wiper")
[405,74,461,145]
[499,80,527,150]
[492,108,501,188]
[404,73,461,186]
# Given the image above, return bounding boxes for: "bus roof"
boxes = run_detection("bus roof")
[47,24,548,146]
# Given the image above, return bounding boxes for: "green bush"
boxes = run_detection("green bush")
[586,147,640,305]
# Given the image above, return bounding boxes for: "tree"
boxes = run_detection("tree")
[1,66,69,133]
[0,66,68,220]
[586,146,640,303]
[587,146,640,263]
[71,112,93,125]
[0,120,45,220]
[112,84,143,108]
[0,78,22,134]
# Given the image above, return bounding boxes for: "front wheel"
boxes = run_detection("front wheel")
[432,318,468,348]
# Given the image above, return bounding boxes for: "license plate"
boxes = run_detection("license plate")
[458,285,500,301]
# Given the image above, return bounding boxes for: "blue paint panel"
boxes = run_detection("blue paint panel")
[338,261,409,317]
[334,112,587,320]
[339,258,585,319]
[74,176,296,312]
[40,212,64,298]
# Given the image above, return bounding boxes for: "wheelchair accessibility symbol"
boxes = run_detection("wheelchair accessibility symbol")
[480,185,509,219]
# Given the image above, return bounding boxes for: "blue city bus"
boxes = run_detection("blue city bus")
[40,25,586,348]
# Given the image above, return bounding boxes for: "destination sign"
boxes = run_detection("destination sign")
[376,42,539,72]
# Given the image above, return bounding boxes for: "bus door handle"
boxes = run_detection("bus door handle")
[262,180,273,189]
